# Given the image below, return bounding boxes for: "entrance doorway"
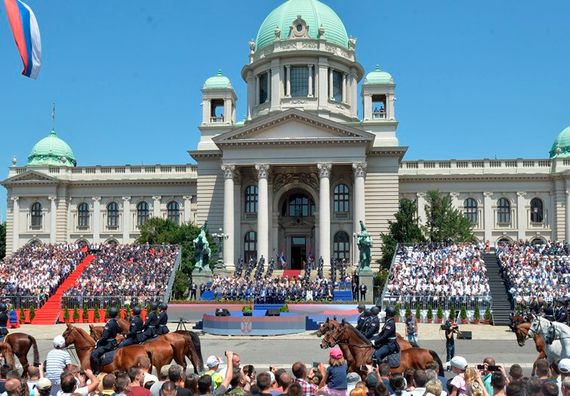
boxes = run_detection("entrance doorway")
[290,236,307,269]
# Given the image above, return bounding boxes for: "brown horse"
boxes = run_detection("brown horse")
[0,342,16,369]
[90,324,204,373]
[62,324,174,375]
[321,320,444,375]
[511,316,547,375]
[3,333,40,375]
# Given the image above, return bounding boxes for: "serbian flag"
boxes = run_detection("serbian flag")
[4,0,41,79]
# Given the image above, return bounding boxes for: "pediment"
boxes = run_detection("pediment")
[213,109,374,146]
[2,170,59,185]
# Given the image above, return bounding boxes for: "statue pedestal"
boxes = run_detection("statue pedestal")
[192,269,213,299]
[358,270,375,304]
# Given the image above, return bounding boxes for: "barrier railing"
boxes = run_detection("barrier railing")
[378,243,399,308]
[61,296,165,309]
[382,294,492,311]
[163,250,182,303]
[2,296,43,309]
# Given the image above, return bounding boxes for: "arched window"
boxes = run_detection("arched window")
[107,202,119,228]
[245,186,258,214]
[30,202,42,228]
[530,198,544,223]
[283,194,314,217]
[167,201,180,225]
[463,198,478,225]
[77,203,90,228]
[244,231,257,263]
[137,201,149,226]
[334,184,350,213]
[497,198,511,224]
[333,231,350,260]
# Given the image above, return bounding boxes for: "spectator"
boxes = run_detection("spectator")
[491,373,506,396]
[505,381,525,396]
[508,366,523,383]
[184,374,199,395]
[465,367,488,396]
[534,360,550,382]
[115,373,132,396]
[168,365,190,396]
[228,369,251,396]
[136,357,158,389]
[36,378,52,396]
[58,369,99,396]
[197,351,235,396]
[449,356,468,396]
[128,367,151,396]
[540,382,557,396]
[482,358,496,396]
[561,379,570,396]
[425,380,443,396]
[101,373,117,396]
[321,348,348,396]
[292,362,317,396]
[162,382,178,396]
[389,376,406,396]
[254,372,273,396]
[4,379,20,396]
[426,361,448,393]
[45,336,71,395]
[205,356,224,391]
[27,365,41,394]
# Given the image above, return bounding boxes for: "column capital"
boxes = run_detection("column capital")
[416,192,426,198]
[122,196,131,202]
[11,196,19,202]
[183,195,193,201]
[221,165,236,180]
[48,196,57,201]
[352,162,367,178]
[317,163,332,178]
[92,196,101,202]
[152,195,162,201]
[517,191,527,198]
[483,192,493,198]
[449,192,460,199]
[255,164,270,179]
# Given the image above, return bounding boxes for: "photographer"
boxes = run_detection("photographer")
[444,318,459,364]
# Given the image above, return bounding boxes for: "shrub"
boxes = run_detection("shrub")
[427,305,433,321]
[484,306,492,321]
[460,305,467,320]
[449,306,456,321]
[437,306,444,320]
[279,304,289,313]
[73,307,80,322]
[474,305,480,320]
[19,307,25,322]
[415,305,421,320]
[405,304,412,319]
[394,303,401,317]
[82,304,88,320]
[63,307,70,322]
[30,306,35,322]
[242,305,252,314]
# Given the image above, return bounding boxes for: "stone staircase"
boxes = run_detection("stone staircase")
[482,252,512,325]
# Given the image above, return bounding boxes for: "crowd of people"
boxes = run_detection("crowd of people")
[385,243,491,306]
[497,241,570,304]
[64,244,178,300]
[0,244,87,305]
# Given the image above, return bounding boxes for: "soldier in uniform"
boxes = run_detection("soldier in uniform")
[355,304,366,331]
[371,307,398,364]
[363,306,380,340]
[190,282,198,300]
[118,306,144,348]
[141,302,159,342]
[0,304,8,342]
[157,303,169,335]
[90,307,120,373]
[359,284,367,302]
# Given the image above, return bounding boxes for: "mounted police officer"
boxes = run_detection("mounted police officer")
[356,304,366,331]
[141,302,159,341]
[118,306,144,348]
[0,304,8,341]
[371,306,398,364]
[91,307,120,373]
[544,306,556,322]
[555,299,568,324]
[157,303,169,335]
[363,306,380,340]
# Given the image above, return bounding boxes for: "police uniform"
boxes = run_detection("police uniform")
[555,302,568,323]
[118,311,144,347]
[141,307,159,341]
[157,305,169,335]
[91,315,120,372]
[363,310,380,340]
[372,315,397,363]
[356,308,366,332]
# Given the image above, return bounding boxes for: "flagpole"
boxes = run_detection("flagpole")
[51,103,56,130]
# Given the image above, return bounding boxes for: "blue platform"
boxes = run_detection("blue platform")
[333,290,353,301]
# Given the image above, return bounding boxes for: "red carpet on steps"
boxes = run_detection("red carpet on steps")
[282,269,302,279]
[32,254,95,325]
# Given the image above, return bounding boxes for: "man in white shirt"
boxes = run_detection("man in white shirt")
[45,336,71,395]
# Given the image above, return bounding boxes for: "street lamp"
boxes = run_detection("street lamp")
[212,228,229,269]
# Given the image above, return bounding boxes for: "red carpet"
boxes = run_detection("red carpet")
[32,254,95,325]
[282,269,302,279]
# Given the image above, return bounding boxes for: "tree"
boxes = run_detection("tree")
[423,191,475,242]
[0,222,5,260]
[379,199,424,269]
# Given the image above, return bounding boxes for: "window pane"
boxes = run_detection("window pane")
[333,232,350,260]
[245,186,258,214]
[137,202,149,226]
[334,184,350,213]
[107,202,119,227]
[332,70,343,102]
[463,198,478,225]
[530,198,544,223]
[167,202,180,225]
[497,198,511,224]
[290,66,308,97]
[78,203,89,227]
[259,72,269,104]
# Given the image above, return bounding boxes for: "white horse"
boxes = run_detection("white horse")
[529,316,570,364]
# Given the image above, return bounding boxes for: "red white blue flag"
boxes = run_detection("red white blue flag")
[4,0,41,79]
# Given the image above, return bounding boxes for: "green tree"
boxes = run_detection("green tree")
[0,222,5,260]
[423,191,475,242]
[379,199,424,269]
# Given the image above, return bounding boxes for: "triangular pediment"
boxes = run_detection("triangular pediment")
[2,169,59,185]
[213,109,374,146]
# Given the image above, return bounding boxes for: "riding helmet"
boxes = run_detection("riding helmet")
[108,307,119,318]
[132,306,142,315]
[159,303,168,311]
[370,306,380,316]
[149,301,158,311]
[357,304,365,311]
[385,306,396,318]
[0,303,6,312]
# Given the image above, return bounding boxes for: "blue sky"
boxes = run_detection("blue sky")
[1,0,570,218]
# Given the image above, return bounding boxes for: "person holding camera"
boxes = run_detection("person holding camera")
[444,319,458,364]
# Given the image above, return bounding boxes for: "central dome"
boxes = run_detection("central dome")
[28,130,77,167]
[256,0,349,52]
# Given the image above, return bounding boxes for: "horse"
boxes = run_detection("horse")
[528,316,570,364]
[320,320,444,376]
[511,318,555,375]
[3,333,40,375]
[90,323,204,373]
[0,342,16,370]
[62,324,174,374]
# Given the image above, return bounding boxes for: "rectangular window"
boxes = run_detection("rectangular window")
[290,66,309,97]
[332,70,343,102]
[259,72,269,104]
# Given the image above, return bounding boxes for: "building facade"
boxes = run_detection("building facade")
[4,0,570,270]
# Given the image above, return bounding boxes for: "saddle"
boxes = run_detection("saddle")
[100,349,117,367]
[383,342,401,368]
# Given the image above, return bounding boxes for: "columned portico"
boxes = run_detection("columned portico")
[318,163,332,265]
[222,165,236,268]
[12,196,19,253]
[256,164,270,262]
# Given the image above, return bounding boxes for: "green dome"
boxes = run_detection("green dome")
[27,130,76,167]
[203,70,232,90]
[364,65,394,85]
[256,0,349,52]
[550,126,570,158]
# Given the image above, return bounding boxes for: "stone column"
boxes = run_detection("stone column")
[517,192,527,241]
[566,191,570,241]
[352,162,367,234]
[342,73,347,103]
[92,196,101,244]
[202,99,210,124]
[328,68,334,100]
[246,71,255,120]
[318,163,332,266]
[11,197,19,253]
[271,60,281,111]
[364,94,372,120]
[387,93,396,120]
[152,196,161,218]
[49,196,57,244]
[483,192,493,243]
[122,196,131,243]
[222,165,236,269]
[416,192,427,226]
[308,65,314,97]
[255,75,260,105]
[183,196,193,224]
[256,164,270,262]
[350,68,358,117]
[285,66,291,97]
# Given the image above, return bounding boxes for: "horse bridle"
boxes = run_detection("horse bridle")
[323,327,372,349]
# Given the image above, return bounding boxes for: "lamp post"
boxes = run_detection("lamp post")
[212,228,229,269]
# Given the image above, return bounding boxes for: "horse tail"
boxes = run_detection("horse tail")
[429,350,444,377]
[177,330,204,371]
[28,335,40,365]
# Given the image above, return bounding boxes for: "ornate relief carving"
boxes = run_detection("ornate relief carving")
[255,164,270,179]
[352,162,367,178]
[302,41,318,49]
[273,172,319,193]
[221,165,236,180]
[318,163,332,179]
[289,16,310,39]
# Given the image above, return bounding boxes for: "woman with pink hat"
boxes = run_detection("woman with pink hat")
[321,347,348,396]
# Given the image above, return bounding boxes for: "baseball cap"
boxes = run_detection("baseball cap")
[206,355,221,368]
[559,359,570,374]
[450,356,468,370]
[329,348,343,360]
[366,373,379,388]
[37,378,52,391]
[265,371,276,384]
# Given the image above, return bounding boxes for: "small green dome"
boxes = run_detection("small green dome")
[256,0,349,52]
[27,130,76,167]
[203,70,232,90]
[364,65,394,85]
[550,126,570,158]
